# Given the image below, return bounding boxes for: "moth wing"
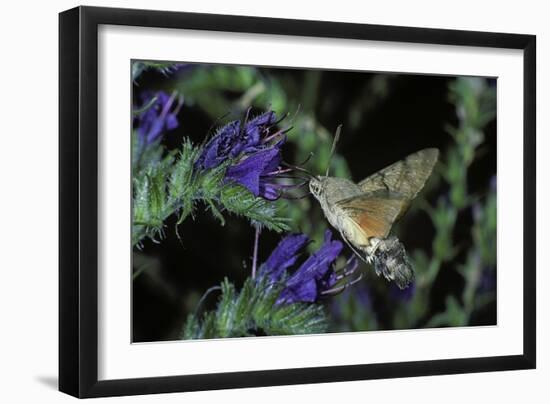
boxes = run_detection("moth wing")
[336,191,409,241]
[358,148,439,200]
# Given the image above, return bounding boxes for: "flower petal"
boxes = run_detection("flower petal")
[197,121,241,169]
[277,230,343,304]
[290,230,343,283]
[244,111,276,147]
[135,91,180,145]
[258,183,281,201]
[262,233,309,282]
[225,147,280,196]
[389,282,416,301]
[165,113,179,131]
[277,278,318,304]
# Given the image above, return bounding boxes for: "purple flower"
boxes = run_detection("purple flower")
[260,231,355,304]
[478,268,496,293]
[355,283,373,309]
[225,147,284,201]
[195,111,289,200]
[330,282,372,321]
[263,234,309,281]
[134,91,182,145]
[389,282,416,302]
[196,121,241,170]
[196,111,278,169]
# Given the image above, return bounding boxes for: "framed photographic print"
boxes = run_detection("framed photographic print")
[59,6,536,398]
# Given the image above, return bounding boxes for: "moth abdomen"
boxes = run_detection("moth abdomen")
[371,236,414,289]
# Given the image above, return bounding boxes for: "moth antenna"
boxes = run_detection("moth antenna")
[326,124,342,177]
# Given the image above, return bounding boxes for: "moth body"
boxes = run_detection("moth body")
[310,176,362,238]
[308,148,439,289]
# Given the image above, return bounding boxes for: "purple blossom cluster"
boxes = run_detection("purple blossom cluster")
[259,230,358,304]
[134,91,182,145]
[195,111,288,200]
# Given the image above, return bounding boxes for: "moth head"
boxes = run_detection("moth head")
[309,176,326,199]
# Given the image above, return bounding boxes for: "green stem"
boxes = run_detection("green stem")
[251,226,261,279]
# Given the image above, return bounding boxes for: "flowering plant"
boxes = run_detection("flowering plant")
[132,108,293,246]
[132,62,497,341]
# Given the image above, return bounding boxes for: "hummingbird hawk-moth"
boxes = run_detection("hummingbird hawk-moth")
[309,141,439,289]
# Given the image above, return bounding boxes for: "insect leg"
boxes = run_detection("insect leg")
[339,231,368,263]
[365,237,382,256]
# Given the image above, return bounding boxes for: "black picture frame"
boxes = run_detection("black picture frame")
[59,5,536,398]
